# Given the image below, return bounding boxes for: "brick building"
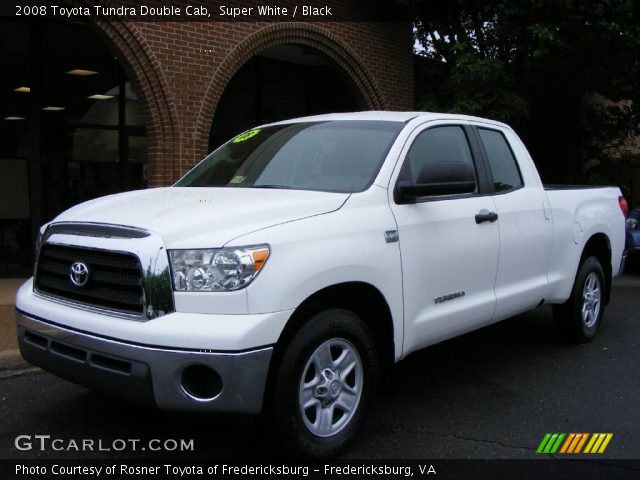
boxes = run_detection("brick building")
[0,1,414,273]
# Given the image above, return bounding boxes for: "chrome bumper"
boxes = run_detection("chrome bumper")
[16,311,272,414]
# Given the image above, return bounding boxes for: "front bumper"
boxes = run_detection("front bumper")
[17,311,272,414]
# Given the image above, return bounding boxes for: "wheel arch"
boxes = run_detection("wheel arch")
[280,282,394,365]
[264,281,396,405]
[580,232,612,304]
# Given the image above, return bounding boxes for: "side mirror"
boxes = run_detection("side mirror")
[396,162,476,204]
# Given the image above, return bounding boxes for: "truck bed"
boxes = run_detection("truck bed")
[544,184,611,190]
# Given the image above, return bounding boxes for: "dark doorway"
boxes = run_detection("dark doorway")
[0,21,147,275]
[209,44,360,151]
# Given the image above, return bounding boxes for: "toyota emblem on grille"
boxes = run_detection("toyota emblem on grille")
[69,261,90,287]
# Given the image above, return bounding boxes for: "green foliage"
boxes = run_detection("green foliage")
[579,101,640,194]
[413,0,640,201]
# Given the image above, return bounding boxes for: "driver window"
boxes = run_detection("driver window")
[401,126,477,191]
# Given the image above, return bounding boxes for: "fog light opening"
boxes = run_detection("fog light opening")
[181,365,223,401]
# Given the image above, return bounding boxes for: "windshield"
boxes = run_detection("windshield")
[175,121,403,193]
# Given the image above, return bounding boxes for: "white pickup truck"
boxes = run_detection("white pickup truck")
[16,112,626,456]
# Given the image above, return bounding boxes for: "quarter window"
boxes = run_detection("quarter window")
[478,128,523,192]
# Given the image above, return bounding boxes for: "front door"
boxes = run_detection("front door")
[389,123,500,355]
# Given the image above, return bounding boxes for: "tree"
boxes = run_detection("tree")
[412,0,640,199]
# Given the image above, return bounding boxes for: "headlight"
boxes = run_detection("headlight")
[627,218,639,230]
[168,245,270,292]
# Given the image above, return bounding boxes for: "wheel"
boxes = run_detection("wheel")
[270,308,379,457]
[553,256,606,343]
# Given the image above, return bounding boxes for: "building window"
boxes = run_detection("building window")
[0,21,147,274]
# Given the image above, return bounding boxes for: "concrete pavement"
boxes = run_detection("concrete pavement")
[0,278,33,377]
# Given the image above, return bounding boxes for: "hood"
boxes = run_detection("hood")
[52,187,349,248]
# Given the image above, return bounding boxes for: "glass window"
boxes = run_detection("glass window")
[0,21,147,274]
[478,128,523,192]
[72,128,119,164]
[129,135,148,163]
[41,22,121,127]
[401,126,477,188]
[177,121,403,193]
[124,82,145,127]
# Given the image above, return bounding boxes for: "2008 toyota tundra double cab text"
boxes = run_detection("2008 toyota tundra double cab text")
[16,112,627,456]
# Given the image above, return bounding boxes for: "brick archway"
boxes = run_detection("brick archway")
[84,20,180,187]
[193,23,387,165]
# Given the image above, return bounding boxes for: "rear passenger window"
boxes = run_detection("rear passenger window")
[478,128,523,192]
[402,126,477,189]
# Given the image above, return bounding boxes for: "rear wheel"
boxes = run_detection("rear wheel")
[270,309,379,457]
[553,256,606,343]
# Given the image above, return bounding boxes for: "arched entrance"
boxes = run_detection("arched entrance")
[199,24,386,155]
[0,21,148,274]
[209,44,361,150]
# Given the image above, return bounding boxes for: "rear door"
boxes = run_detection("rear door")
[388,122,500,355]
[472,125,553,320]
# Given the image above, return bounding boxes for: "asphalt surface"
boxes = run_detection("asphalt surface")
[1,274,639,460]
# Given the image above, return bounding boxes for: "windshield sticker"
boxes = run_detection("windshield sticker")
[232,128,260,143]
[229,175,246,184]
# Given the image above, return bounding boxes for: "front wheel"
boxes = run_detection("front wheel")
[270,309,379,457]
[553,256,606,343]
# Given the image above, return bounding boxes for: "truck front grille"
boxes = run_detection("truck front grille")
[35,244,144,315]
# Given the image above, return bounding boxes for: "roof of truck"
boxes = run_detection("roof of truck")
[268,111,509,128]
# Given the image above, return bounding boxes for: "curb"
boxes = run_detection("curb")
[0,349,39,378]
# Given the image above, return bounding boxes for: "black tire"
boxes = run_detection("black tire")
[269,308,379,458]
[553,256,606,343]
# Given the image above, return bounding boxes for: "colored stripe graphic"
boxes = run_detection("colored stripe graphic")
[549,433,565,453]
[584,433,613,453]
[584,433,598,453]
[568,434,581,453]
[559,433,575,453]
[574,433,589,453]
[564,433,585,453]
[598,433,614,453]
[536,433,565,454]
[538,433,613,454]
[536,434,552,453]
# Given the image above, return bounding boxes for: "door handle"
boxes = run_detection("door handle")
[475,210,498,224]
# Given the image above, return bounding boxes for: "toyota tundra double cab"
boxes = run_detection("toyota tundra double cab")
[16,112,626,456]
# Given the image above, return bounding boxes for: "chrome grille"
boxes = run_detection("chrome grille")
[35,244,144,315]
